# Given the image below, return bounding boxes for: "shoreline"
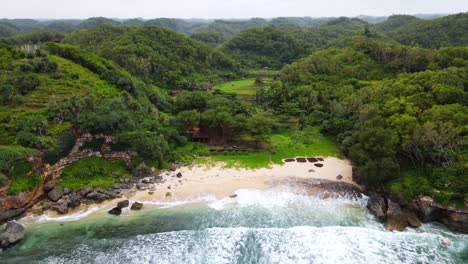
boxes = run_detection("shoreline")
[19,157,362,224]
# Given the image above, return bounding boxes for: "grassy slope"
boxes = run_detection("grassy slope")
[1,53,125,193]
[0,55,121,145]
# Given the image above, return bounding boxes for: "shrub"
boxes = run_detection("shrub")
[15,73,40,95]
[7,162,42,194]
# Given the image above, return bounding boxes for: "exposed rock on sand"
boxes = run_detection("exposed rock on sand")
[130,202,143,210]
[117,200,129,209]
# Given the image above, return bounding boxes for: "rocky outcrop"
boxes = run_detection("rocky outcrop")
[117,200,129,208]
[414,196,468,233]
[367,192,421,231]
[47,187,64,202]
[0,221,25,248]
[130,202,143,210]
[367,192,468,233]
[108,207,122,216]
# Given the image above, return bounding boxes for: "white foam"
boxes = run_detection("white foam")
[22,206,103,224]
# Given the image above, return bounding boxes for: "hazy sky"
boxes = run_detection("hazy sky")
[2,0,468,19]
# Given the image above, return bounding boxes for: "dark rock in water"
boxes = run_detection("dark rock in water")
[314,163,324,168]
[108,207,122,216]
[336,175,343,180]
[169,164,177,171]
[308,169,315,172]
[0,209,25,222]
[117,200,129,208]
[43,180,56,192]
[130,202,143,210]
[307,157,318,163]
[229,194,238,198]
[385,199,407,231]
[165,192,172,197]
[317,158,324,161]
[367,193,386,220]
[48,187,64,202]
[296,158,307,163]
[0,221,25,248]
[176,172,183,178]
[414,196,468,233]
[405,208,422,227]
[284,158,295,162]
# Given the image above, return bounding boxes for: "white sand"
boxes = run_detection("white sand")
[20,157,360,223]
[130,157,359,202]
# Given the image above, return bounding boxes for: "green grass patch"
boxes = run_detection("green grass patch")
[7,162,41,194]
[203,126,341,169]
[58,156,130,190]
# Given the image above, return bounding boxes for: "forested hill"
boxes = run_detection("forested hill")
[266,37,467,205]
[373,13,468,48]
[221,26,309,69]
[63,25,239,89]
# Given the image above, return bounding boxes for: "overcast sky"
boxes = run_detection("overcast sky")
[2,0,467,19]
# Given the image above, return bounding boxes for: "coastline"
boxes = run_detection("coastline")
[20,157,361,223]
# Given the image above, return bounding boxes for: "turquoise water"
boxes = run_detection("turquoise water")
[0,189,467,264]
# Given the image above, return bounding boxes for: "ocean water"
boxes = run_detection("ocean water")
[0,189,467,264]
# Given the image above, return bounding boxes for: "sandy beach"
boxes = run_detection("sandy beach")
[20,157,360,223]
[129,157,359,202]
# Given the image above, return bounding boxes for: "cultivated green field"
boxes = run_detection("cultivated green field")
[213,79,270,102]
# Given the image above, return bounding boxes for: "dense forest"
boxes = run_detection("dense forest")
[0,12,466,208]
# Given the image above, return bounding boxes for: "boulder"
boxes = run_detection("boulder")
[117,200,129,208]
[80,187,94,196]
[43,180,56,192]
[136,183,147,191]
[130,202,143,210]
[229,194,238,198]
[0,221,25,248]
[176,172,183,178]
[48,187,64,202]
[108,207,122,216]
[86,191,109,202]
[367,193,386,220]
[0,209,25,222]
[169,164,177,171]
[68,192,83,208]
[385,199,407,231]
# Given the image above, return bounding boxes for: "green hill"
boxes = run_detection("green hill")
[64,25,239,88]
[381,13,468,48]
[222,26,309,69]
